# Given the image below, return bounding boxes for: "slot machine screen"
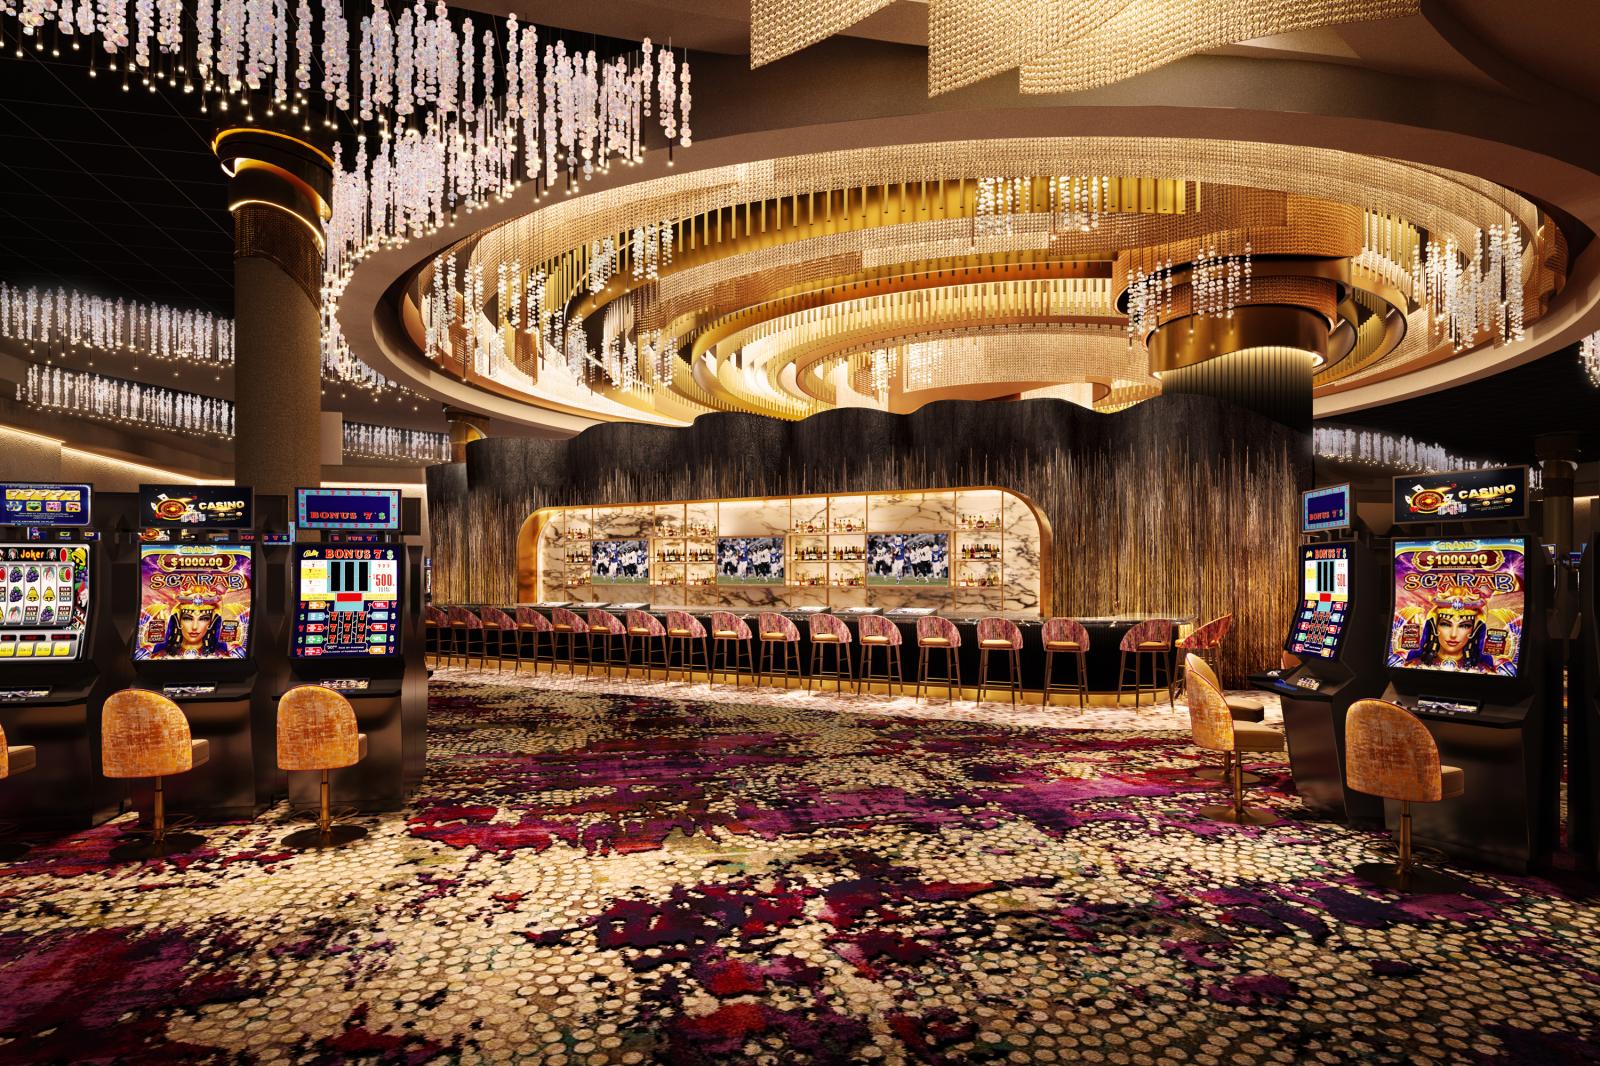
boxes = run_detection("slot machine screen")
[292,545,402,657]
[134,545,253,660]
[1284,544,1351,660]
[0,544,91,660]
[1387,538,1525,677]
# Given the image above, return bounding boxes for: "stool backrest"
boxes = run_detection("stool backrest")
[1186,655,1223,694]
[587,608,626,634]
[516,606,552,631]
[757,612,800,641]
[424,605,447,624]
[277,685,361,771]
[480,606,515,629]
[551,607,584,630]
[452,606,483,630]
[1183,655,1236,754]
[102,688,195,779]
[976,616,1022,649]
[916,615,961,647]
[665,610,706,638]
[1042,616,1089,650]
[857,614,901,645]
[1179,614,1233,651]
[809,613,851,643]
[627,609,665,636]
[710,611,752,640]
[1120,618,1172,651]
[1346,699,1445,803]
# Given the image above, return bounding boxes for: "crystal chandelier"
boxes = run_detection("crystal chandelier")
[973,176,1026,238]
[1415,225,1525,351]
[1314,425,1539,487]
[342,421,449,463]
[1581,332,1600,387]
[17,364,234,437]
[0,282,231,365]
[1049,175,1106,233]
[630,220,675,282]
[749,0,1419,96]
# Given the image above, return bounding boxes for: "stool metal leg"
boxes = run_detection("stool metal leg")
[282,769,369,850]
[111,776,206,861]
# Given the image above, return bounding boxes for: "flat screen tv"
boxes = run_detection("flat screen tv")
[1301,484,1351,533]
[291,544,402,657]
[133,544,253,660]
[866,532,950,586]
[716,536,785,585]
[0,543,91,660]
[1386,537,1525,677]
[1284,544,1351,660]
[592,540,650,584]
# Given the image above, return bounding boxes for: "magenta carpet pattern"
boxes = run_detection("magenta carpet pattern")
[1,676,1599,1064]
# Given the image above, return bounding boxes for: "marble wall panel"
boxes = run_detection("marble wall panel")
[868,492,956,533]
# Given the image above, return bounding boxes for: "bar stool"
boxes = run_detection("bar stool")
[1345,699,1468,894]
[514,607,553,673]
[446,605,470,665]
[424,605,446,662]
[451,606,487,669]
[1041,617,1090,708]
[807,614,854,693]
[1117,619,1173,707]
[976,617,1023,706]
[1185,656,1266,784]
[479,607,516,672]
[101,688,209,860]
[625,610,669,679]
[550,608,587,674]
[0,722,37,860]
[756,612,803,689]
[1183,656,1285,826]
[665,611,710,682]
[915,615,962,703]
[1171,614,1233,703]
[586,609,629,677]
[709,611,755,687]
[856,614,903,696]
[277,686,369,850]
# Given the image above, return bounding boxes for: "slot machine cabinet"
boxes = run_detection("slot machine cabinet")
[400,542,427,795]
[1572,542,1600,868]
[247,495,294,808]
[285,541,409,811]
[1252,540,1389,822]
[1378,536,1555,872]
[120,538,262,820]
[0,488,135,828]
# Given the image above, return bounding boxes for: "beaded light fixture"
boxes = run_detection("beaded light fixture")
[1581,332,1600,387]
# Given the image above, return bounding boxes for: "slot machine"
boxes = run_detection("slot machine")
[284,488,422,811]
[1251,484,1388,822]
[0,482,130,827]
[1569,539,1598,868]
[122,484,262,819]
[1373,466,1556,872]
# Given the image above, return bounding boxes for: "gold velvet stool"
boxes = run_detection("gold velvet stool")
[1345,699,1468,894]
[277,686,369,850]
[1184,656,1284,826]
[0,721,38,860]
[1184,656,1266,785]
[101,688,210,860]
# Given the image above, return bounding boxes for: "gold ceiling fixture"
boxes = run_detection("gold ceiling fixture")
[751,0,1421,95]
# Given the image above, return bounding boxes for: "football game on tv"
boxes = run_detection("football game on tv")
[592,540,650,584]
[1386,538,1525,677]
[716,536,785,585]
[866,532,950,586]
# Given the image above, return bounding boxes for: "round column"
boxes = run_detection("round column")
[215,129,333,498]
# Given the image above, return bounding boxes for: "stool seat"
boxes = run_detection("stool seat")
[667,628,694,637]
[921,636,951,646]
[1232,722,1284,753]
[712,629,740,638]
[553,623,574,630]
[5,745,36,775]
[588,624,611,633]
[1440,764,1465,798]
[628,626,654,635]
[760,631,788,640]
[1045,640,1081,651]
[356,733,368,761]
[861,634,890,645]
[1226,697,1265,723]
[812,633,840,643]
[190,738,211,766]
[518,623,542,631]
[978,638,1013,649]
[1137,640,1169,650]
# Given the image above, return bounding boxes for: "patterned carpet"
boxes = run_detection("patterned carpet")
[2,671,1598,1064]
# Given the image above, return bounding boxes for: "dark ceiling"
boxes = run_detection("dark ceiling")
[1328,344,1600,467]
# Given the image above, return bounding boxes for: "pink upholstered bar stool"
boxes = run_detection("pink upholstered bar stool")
[756,612,803,689]
[709,611,755,687]
[807,613,854,693]
[1042,617,1090,708]
[856,614,903,696]
[277,686,369,850]
[586,609,629,677]
[101,688,209,860]
[0,722,37,860]
[1117,618,1174,708]
[625,610,669,679]
[514,607,553,673]
[665,611,710,682]
[450,606,487,669]
[424,604,446,662]
[976,617,1024,706]
[915,615,962,703]
[1171,614,1235,704]
[550,608,586,674]
[479,607,516,672]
